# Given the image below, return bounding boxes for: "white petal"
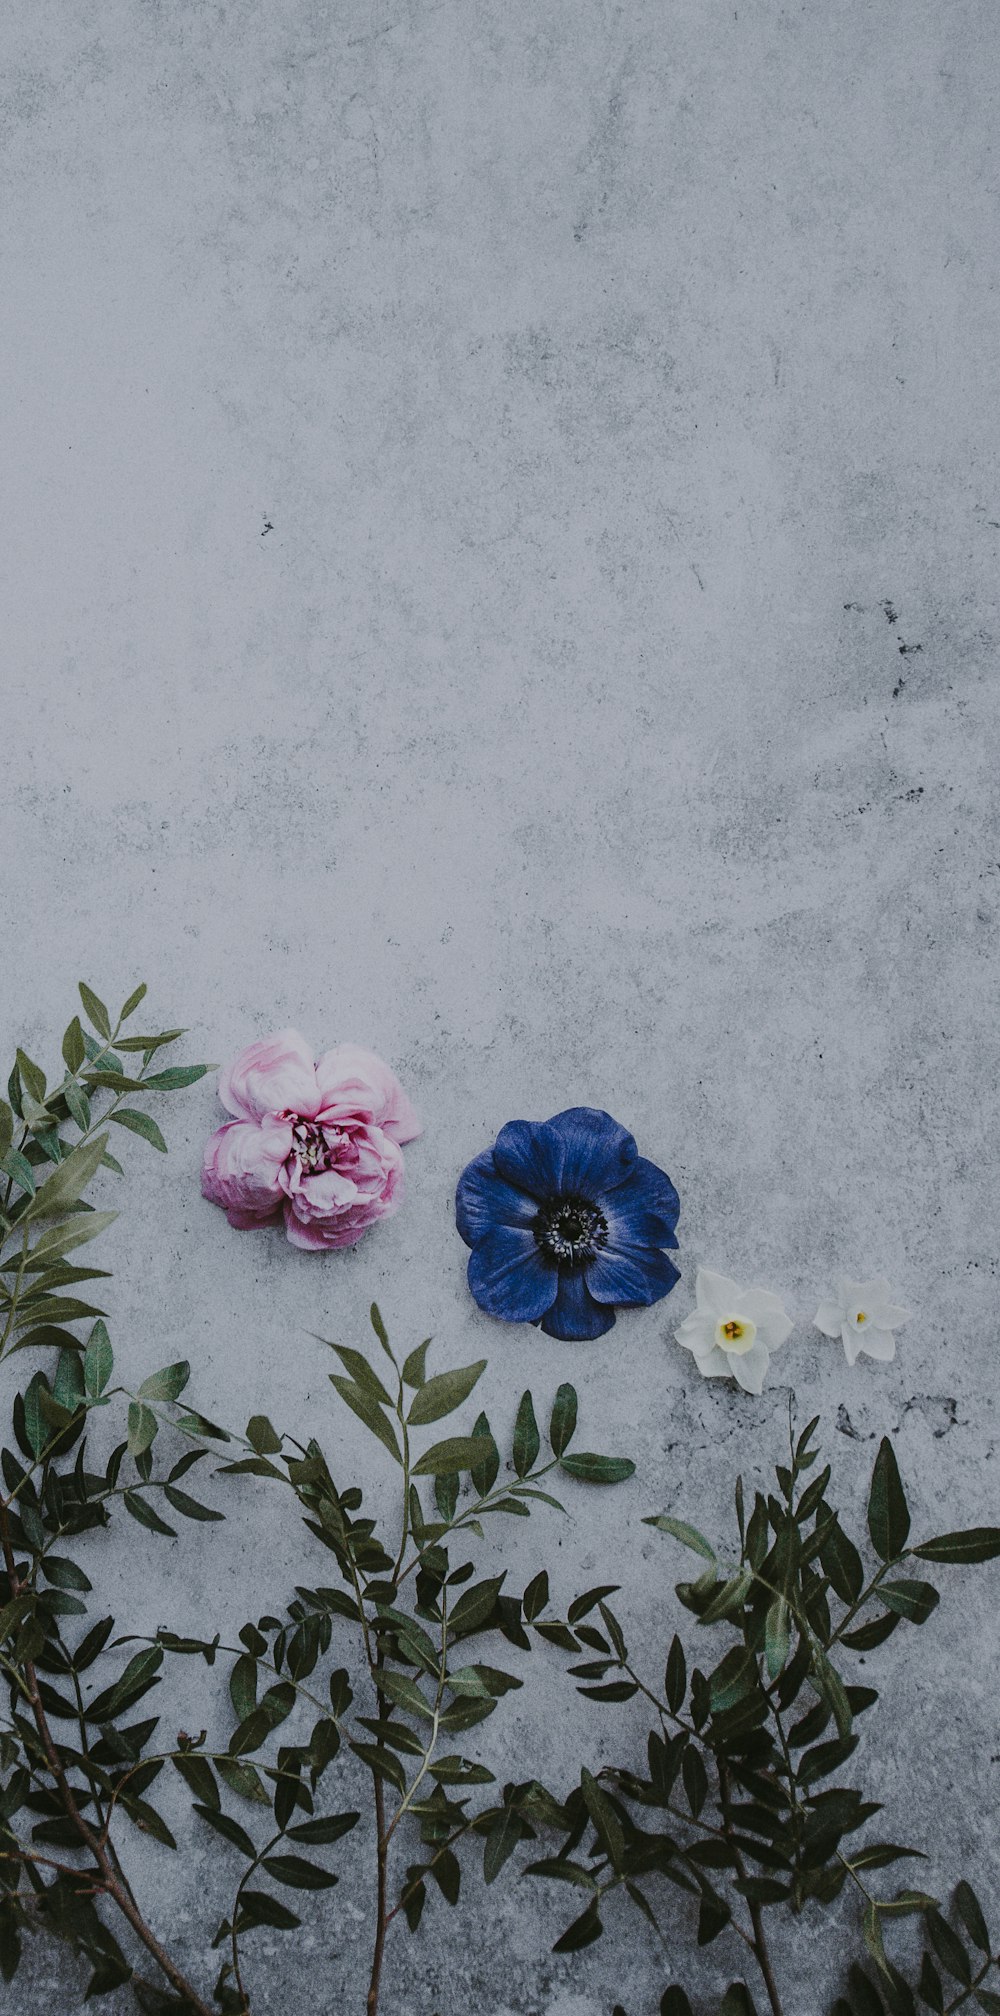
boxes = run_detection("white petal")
[857,1326,897,1363]
[675,1311,718,1356]
[814,1300,844,1337]
[842,1324,861,1366]
[869,1299,910,1330]
[695,1268,742,1318]
[688,1344,732,1379]
[725,1287,793,1351]
[729,1340,770,1395]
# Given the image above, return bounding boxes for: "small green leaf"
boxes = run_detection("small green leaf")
[867,1438,910,1561]
[25,1133,109,1220]
[369,1303,393,1359]
[163,1485,224,1523]
[246,1415,282,1455]
[321,1342,393,1403]
[119,983,148,1021]
[194,1805,256,1858]
[765,1596,790,1678]
[16,1050,47,1105]
[84,1320,114,1398]
[513,1390,541,1477]
[413,1435,498,1477]
[912,1528,1000,1564]
[548,1381,578,1457]
[878,1579,939,1624]
[29,1212,117,1266]
[78,984,112,1040]
[559,1452,635,1485]
[136,1361,190,1404]
[0,1097,13,1161]
[261,1854,339,1891]
[483,1807,522,1885]
[401,1338,432,1388]
[643,1514,716,1560]
[141,1065,208,1091]
[328,1377,402,1463]
[470,1412,500,1494]
[407,1361,487,1427]
[553,1895,603,1952]
[954,1879,990,1953]
[109,1110,168,1153]
[62,1018,86,1073]
[127,1403,158,1456]
[42,1556,92,1592]
[1,1146,35,1195]
[123,1490,176,1536]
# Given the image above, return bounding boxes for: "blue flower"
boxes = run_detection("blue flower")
[455,1107,680,1341]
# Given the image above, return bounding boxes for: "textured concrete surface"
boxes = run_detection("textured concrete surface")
[2,3,999,2012]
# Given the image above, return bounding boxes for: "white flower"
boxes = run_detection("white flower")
[814,1277,910,1366]
[675,1267,794,1396]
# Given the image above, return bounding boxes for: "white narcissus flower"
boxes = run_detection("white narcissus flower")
[815,1278,910,1366]
[675,1268,794,1396]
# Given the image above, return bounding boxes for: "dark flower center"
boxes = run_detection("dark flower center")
[291,1120,333,1173]
[533,1194,609,1268]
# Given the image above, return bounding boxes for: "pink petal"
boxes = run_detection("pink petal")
[314,1043,421,1144]
[202,1119,291,1227]
[218,1030,321,1123]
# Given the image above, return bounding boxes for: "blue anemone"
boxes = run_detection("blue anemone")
[455,1107,680,1341]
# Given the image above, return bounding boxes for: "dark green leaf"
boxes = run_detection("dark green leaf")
[912,1529,1000,1565]
[24,1133,109,1220]
[643,1514,716,1560]
[163,1484,224,1523]
[484,1807,522,1885]
[549,1382,578,1457]
[262,1854,339,1891]
[141,1066,209,1091]
[953,1879,990,1953]
[560,1452,635,1485]
[79,984,112,1039]
[878,1579,939,1625]
[329,1377,401,1463]
[127,1403,158,1457]
[401,1338,431,1388]
[62,1018,86,1073]
[513,1390,541,1477]
[138,1362,190,1403]
[413,1435,497,1477]
[408,1361,486,1427]
[470,1412,500,1494]
[925,1910,972,1986]
[172,1753,219,1810]
[194,1805,256,1858]
[868,1439,910,1561]
[109,1110,168,1153]
[286,1812,359,1846]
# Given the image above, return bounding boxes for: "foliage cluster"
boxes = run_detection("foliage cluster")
[0,986,997,2016]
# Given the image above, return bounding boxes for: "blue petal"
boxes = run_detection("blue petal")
[539,1270,617,1340]
[585,1242,680,1309]
[455,1149,538,1249]
[493,1108,639,1200]
[605,1158,680,1247]
[467,1226,558,1323]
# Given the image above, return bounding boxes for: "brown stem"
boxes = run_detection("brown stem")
[367,1772,388,2016]
[719,1764,786,2016]
[0,1507,216,2016]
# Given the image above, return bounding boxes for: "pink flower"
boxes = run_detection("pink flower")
[202,1030,421,1251]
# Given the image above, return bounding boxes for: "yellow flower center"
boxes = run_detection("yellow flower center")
[855,1310,868,1326]
[716,1315,756,1356]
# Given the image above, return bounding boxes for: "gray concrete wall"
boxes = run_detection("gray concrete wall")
[1,3,998,2012]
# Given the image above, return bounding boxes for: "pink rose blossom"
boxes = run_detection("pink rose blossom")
[202,1030,421,1251]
